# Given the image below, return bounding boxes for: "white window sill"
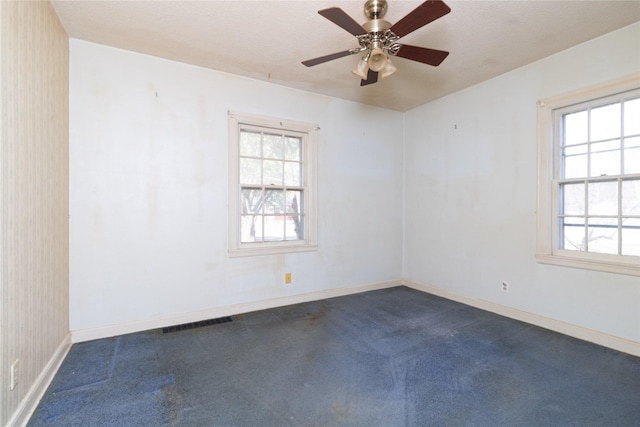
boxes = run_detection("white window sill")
[536,253,640,276]
[228,244,318,258]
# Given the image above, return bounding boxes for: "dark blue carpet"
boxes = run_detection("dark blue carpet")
[28,286,640,426]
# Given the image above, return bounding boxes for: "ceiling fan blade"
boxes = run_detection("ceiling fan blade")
[395,44,449,66]
[302,50,355,67]
[360,69,379,86]
[389,0,451,38]
[318,7,367,36]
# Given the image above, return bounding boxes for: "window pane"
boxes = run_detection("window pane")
[263,133,284,159]
[561,183,585,215]
[624,140,640,174]
[240,131,261,157]
[588,181,618,215]
[285,137,301,161]
[564,110,588,145]
[587,217,618,255]
[561,217,585,251]
[286,190,303,214]
[563,144,587,179]
[263,215,285,241]
[241,188,263,214]
[564,154,588,178]
[590,148,620,177]
[622,218,640,256]
[284,162,301,186]
[285,215,304,241]
[622,179,640,215]
[264,189,285,214]
[263,160,283,185]
[241,215,263,243]
[624,98,640,136]
[590,103,621,141]
[240,158,261,184]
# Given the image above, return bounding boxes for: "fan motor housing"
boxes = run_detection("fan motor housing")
[363,19,391,33]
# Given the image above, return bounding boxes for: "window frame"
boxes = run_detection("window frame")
[228,111,318,257]
[536,74,640,276]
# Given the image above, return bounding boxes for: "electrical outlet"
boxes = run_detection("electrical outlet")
[10,359,19,390]
[285,273,292,284]
[502,282,509,293]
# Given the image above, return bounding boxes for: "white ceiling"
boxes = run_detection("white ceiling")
[51,0,640,112]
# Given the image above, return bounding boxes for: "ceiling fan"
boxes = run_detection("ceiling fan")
[302,0,451,86]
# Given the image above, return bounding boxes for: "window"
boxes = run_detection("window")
[537,74,640,276]
[228,112,318,257]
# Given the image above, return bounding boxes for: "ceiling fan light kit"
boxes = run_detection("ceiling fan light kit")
[352,56,370,79]
[368,47,387,72]
[302,0,451,87]
[379,58,398,79]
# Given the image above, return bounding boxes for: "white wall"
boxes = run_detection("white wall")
[404,23,640,344]
[69,39,404,339]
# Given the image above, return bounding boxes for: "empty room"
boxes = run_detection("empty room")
[2,0,639,426]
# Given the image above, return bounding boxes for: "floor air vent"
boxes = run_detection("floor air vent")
[162,316,234,334]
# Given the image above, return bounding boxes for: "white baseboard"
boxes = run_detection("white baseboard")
[71,280,401,343]
[7,334,72,427]
[72,276,638,354]
[404,279,640,358]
